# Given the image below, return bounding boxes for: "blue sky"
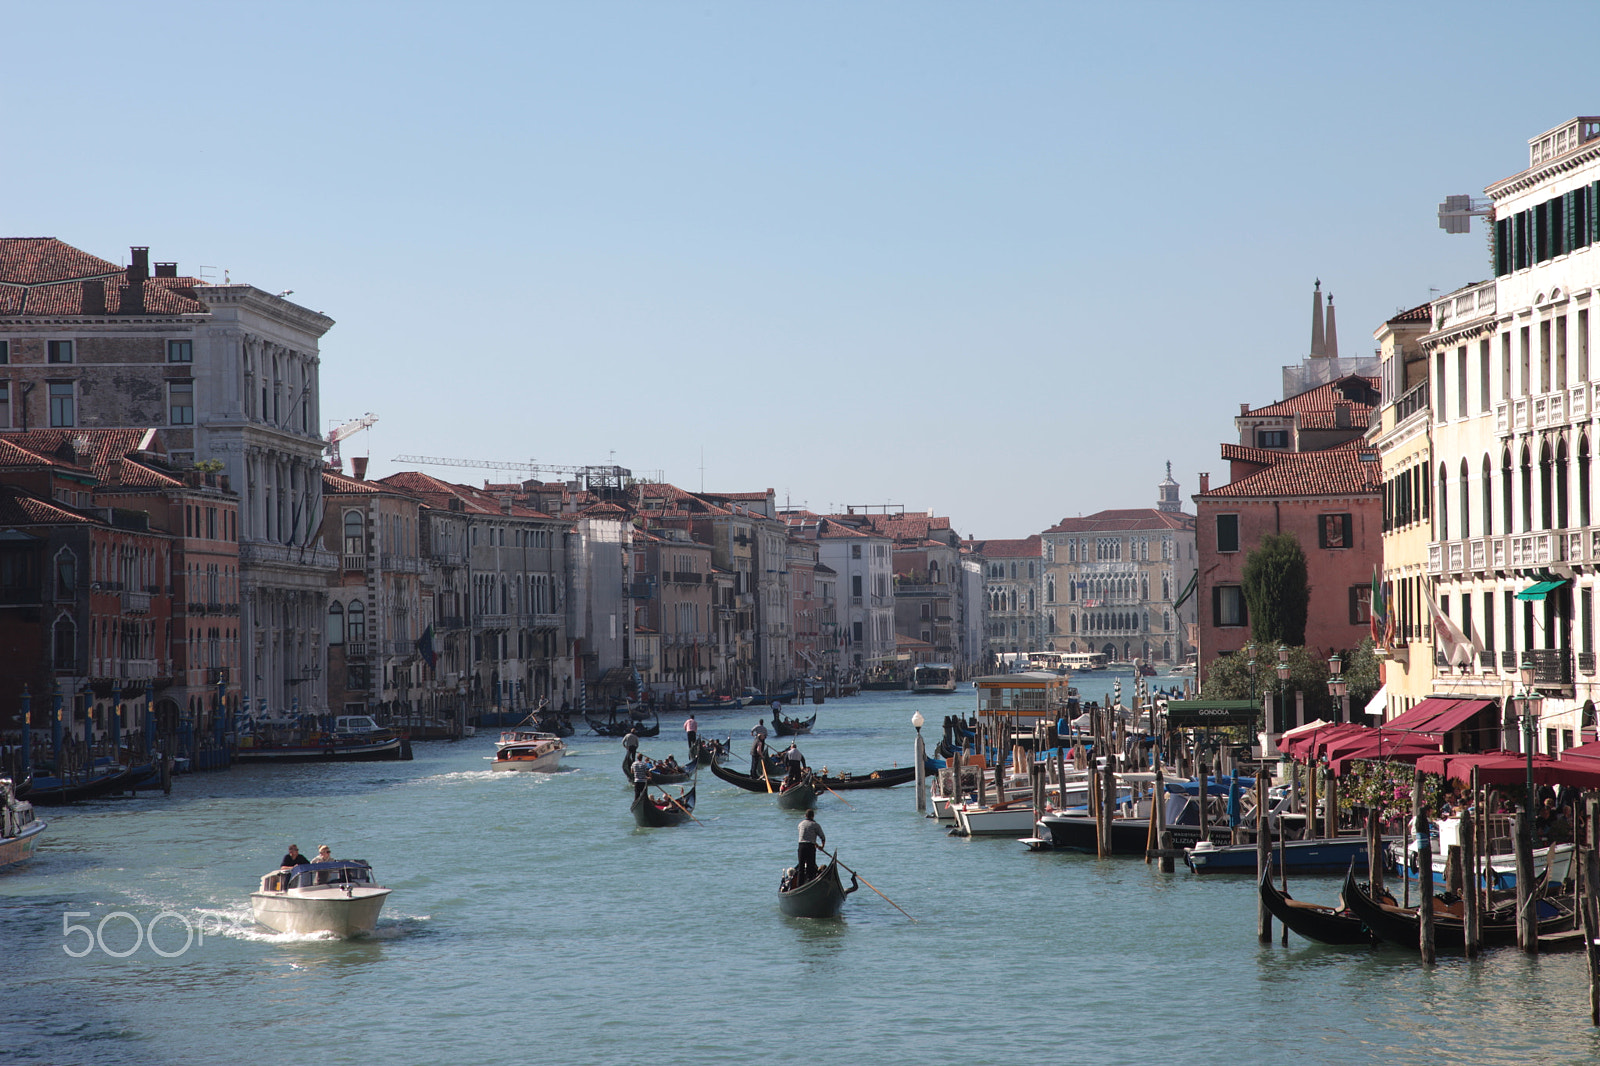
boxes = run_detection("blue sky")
[5,2,1589,535]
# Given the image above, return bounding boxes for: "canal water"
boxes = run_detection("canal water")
[5,682,1600,1066]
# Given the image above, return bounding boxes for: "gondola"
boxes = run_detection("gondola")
[710,761,916,793]
[775,776,817,810]
[530,712,575,738]
[587,709,660,738]
[1339,863,1574,951]
[690,737,730,766]
[1257,867,1373,946]
[631,785,697,828]
[771,711,816,736]
[21,765,140,806]
[619,759,695,786]
[778,859,857,918]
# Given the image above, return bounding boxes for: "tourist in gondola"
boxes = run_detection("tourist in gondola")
[796,808,825,884]
[632,753,652,800]
[622,725,641,772]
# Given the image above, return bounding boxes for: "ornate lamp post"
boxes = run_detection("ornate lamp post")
[1327,652,1348,723]
[912,710,927,812]
[1275,644,1291,732]
[1515,665,1543,805]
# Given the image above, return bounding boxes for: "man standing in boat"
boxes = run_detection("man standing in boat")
[782,742,806,787]
[622,725,641,772]
[796,808,825,884]
[750,720,769,777]
[684,714,697,756]
[631,753,652,801]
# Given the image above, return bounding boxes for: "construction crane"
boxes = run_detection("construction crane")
[326,413,379,471]
[391,454,634,493]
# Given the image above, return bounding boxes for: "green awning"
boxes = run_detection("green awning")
[1515,579,1568,601]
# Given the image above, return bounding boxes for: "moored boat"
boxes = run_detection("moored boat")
[20,764,140,805]
[631,785,697,827]
[491,730,567,772]
[251,859,391,937]
[1257,867,1373,945]
[236,715,406,763]
[1187,835,1386,875]
[778,859,857,918]
[1339,863,1574,951]
[0,777,46,870]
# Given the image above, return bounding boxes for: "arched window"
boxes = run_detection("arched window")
[347,599,366,643]
[53,614,75,670]
[1503,449,1515,533]
[1482,454,1494,535]
[1459,458,1471,539]
[54,547,76,600]
[343,511,364,556]
[1521,446,1534,533]
[327,602,345,644]
[1557,438,1570,529]
[1581,435,1592,527]
[1540,441,1555,530]
[1439,463,1450,540]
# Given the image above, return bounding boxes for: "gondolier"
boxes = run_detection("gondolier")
[631,753,652,800]
[684,715,698,753]
[796,808,825,884]
[622,725,641,772]
[783,742,806,786]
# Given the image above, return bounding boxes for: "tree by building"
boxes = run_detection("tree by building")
[1242,533,1309,645]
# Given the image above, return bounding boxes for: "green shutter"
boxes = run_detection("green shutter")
[1568,190,1579,250]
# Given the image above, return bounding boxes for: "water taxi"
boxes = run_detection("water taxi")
[236,714,407,762]
[490,729,567,772]
[0,777,45,870]
[251,859,391,937]
[911,662,957,694]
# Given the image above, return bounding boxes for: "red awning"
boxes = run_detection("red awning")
[1282,723,1367,764]
[1414,751,1600,789]
[1326,733,1442,777]
[1383,696,1496,734]
[1561,740,1600,762]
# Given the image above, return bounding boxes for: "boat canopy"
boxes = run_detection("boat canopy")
[286,860,375,890]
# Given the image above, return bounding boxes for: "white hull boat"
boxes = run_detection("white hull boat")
[952,801,1040,836]
[491,730,566,772]
[1,778,45,870]
[251,860,391,937]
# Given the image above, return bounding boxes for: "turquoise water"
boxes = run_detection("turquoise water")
[5,684,1600,1066]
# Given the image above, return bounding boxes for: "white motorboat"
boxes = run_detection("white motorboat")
[0,777,45,871]
[951,799,1041,836]
[251,859,391,937]
[490,730,566,772]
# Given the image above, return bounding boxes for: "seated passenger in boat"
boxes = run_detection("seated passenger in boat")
[280,844,310,868]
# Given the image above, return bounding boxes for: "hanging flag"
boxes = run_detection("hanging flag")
[415,624,437,671]
[1427,595,1479,667]
[1171,570,1199,613]
[1369,567,1389,647]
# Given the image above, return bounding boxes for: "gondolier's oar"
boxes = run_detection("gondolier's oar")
[817,848,916,922]
[658,787,705,827]
[816,779,856,809]
[759,751,775,794]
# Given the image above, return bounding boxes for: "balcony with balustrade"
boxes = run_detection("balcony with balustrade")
[1495,382,1598,438]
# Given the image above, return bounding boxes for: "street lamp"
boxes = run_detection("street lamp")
[911,710,928,813]
[1327,652,1348,723]
[1516,664,1543,806]
[1275,644,1291,733]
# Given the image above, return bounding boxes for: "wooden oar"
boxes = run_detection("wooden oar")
[817,780,856,809]
[759,749,775,794]
[657,786,705,827]
[818,848,916,922]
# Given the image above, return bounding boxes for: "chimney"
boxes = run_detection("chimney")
[154,262,177,278]
[350,456,369,481]
[82,279,107,315]
[1240,403,1249,415]
[1199,472,1210,494]
[1334,401,1352,428]
[105,459,123,485]
[120,246,149,314]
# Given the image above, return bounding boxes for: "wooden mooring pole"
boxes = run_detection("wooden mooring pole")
[1256,773,1271,943]
[1461,807,1479,957]
[1515,810,1537,955]
[1414,768,1435,965]
[1583,795,1600,1027]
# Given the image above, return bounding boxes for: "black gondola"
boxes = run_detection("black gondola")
[588,709,660,738]
[775,776,817,810]
[21,766,139,806]
[631,785,697,827]
[618,759,695,786]
[778,859,857,918]
[1257,867,1373,946]
[710,761,916,793]
[690,737,730,766]
[771,712,816,736]
[530,712,575,738]
[1339,863,1573,951]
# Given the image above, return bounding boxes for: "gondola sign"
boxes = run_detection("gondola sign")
[1164,700,1258,728]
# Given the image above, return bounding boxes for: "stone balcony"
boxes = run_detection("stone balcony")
[1428,530,1579,574]
[1495,384,1596,436]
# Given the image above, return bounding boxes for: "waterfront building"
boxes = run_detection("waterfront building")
[0,239,335,718]
[320,466,438,729]
[1193,366,1382,682]
[1042,469,1195,666]
[1416,117,1600,753]
[630,526,714,697]
[1371,301,1441,718]
[696,490,793,689]
[858,511,973,673]
[0,435,178,743]
[964,534,1044,664]
[378,471,573,718]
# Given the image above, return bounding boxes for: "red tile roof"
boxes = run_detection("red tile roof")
[1200,439,1381,499]
[377,470,560,520]
[1389,302,1432,324]
[323,469,387,495]
[0,239,209,316]
[0,485,100,525]
[965,535,1043,558]
[1044,509,1195,534]
[0,429,182,488]
[1243,375,1380,420]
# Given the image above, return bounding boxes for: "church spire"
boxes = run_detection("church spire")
[1310,278,1326,357]
[1157,461,1181,512]
[1324,292,1339,359]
